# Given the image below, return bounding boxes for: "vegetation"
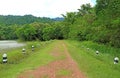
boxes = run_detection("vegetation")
[1,40,120,78]
[65,40,120,78]
[0,15,53,25]
[0,0,120,78]
[1,0,119,48]
[61,0,120,48]
[56,69,71,77]
[0,40,57,78]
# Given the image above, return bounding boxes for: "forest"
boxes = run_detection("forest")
[0,0,120,48]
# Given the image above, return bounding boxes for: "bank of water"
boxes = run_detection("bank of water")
[0,40,25,51]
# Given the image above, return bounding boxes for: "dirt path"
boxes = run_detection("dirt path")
[18,41,86,78]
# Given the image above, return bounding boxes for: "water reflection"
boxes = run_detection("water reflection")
[0,40,25,50]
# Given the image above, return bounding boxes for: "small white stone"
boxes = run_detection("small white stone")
[22,48,26,53]
[32,45,34,48]
[22,48,25,51]
[96,51,99,54]
[114,57,119,64]
[3,53,7,57]
[114,57,119,60]
[3,53,7,63]
[87,48,89,50]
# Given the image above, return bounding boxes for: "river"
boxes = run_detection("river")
[0,40,25,50]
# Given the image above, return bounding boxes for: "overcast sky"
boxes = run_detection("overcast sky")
[0,0,96,18]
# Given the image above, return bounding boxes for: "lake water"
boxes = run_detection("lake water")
[0,40,25,50]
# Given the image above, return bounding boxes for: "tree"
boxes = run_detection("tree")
[78,3,92,16]
[16,24,36,41]
[53,22,63,39]
[42,26,55,41]
[62,12,77,24]
[30,22,48,40]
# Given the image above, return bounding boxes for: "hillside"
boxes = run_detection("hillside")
[0,15,54,25]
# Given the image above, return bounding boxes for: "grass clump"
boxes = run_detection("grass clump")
[56,69,71,77]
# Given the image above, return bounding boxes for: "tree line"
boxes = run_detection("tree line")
[0,15,54,25]
[61,0,120,48]
[0,0,120,48]
[0,15,63,41]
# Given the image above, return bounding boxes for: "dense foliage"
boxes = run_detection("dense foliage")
[0,0,120,48]
[61,0,120,48]
[0,15,53,25]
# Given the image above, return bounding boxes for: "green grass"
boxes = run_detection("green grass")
[56,69,71,77]
[1,40,120,78]
[0,40,57,78]
[65,40,120,78]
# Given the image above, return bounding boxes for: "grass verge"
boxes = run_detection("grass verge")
[65,40,120,78]
[0,40,57,78]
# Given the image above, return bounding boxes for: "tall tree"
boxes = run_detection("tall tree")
[16,24,36,41]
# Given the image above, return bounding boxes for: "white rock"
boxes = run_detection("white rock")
[3,53,7,57]
[96,51,99,54]
[32,45,34,48]
[114,57,119,64]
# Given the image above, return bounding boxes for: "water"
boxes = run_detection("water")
[0,40,25,50]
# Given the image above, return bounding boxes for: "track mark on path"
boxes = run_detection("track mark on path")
[18,41,86,78]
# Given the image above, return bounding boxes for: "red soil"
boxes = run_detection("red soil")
[18,42,86,78]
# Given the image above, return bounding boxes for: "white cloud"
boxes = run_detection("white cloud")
[0,0,95,17]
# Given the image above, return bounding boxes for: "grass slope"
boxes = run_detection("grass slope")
[65,40,120,78]
[0,40,57,78]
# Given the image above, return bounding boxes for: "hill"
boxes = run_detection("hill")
[0,15,54,25]
[52,17,64,21]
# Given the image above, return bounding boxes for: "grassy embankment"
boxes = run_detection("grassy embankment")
[0,40,59,78]
[65,40,120,78]
[0,40,120,78]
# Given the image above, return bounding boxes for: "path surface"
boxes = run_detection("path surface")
[18,41,86,78]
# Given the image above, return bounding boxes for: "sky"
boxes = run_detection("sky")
[0,0,96,18]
